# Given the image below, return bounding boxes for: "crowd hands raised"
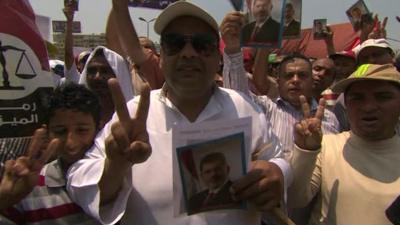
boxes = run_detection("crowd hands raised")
[1,0,400,225]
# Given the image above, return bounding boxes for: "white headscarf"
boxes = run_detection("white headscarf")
[79,46,134,101]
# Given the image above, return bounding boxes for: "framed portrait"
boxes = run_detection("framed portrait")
[282,0,301,39]
[346,0,370,31]
[313,18,328,40]
[241,0,286,48]
[177,133,247,215]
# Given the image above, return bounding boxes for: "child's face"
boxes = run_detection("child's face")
[48,109,97,165]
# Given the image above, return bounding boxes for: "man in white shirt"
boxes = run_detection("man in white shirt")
[67,1,290,225]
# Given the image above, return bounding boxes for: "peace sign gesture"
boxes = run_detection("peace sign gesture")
[99,79,151,205]
[0,128,60,211]
[105,78,151,168]
[368,15,388,39]
[294,96,325,151]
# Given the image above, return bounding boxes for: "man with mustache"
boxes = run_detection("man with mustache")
[67,1,290,225]
[221,12,339,159]
[188,152,240,214]
[289,63,400,225]
[241,0,281,45]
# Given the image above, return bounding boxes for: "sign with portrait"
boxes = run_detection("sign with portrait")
[172,117,252,216]
[177,133,247,215]
[313,18,328,40]
[282,0,301,39]
[346,0,370,31]
[241,0,286,48]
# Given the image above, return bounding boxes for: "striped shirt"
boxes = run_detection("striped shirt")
[223,51,340,159]
[3,159,101,225]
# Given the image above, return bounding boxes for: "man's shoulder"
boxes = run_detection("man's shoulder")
[265,18,280,28]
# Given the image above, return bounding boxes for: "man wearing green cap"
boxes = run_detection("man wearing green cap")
[289,63,400,225]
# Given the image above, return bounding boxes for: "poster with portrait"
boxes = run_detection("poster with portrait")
[0,0,54,175]
[64,0,79,11]
[172,117,252,216]
[128,0,178,9]
[313,18,328,40]
[177,133,247,215]
[282,0,301,39]
[241,0,286,48]
[346,0,370,31]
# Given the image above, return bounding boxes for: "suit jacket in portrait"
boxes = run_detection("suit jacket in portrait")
[187,180,241,214]
[283,19,300,37]
[241,18,281,45]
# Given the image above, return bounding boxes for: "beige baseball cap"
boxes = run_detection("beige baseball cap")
[332,64,400,93]
[355,38,394,58]
[154,1,219,35]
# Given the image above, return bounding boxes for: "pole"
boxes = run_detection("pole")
[139,17,156,39]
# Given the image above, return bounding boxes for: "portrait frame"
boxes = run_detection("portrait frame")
[313,18,328,40]
[241,0,287,48]
[176,132,247,215]
[282,0,302,39]
[346,0,370,31]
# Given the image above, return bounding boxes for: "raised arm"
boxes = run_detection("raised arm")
[360,14,388,43]
[111,0,148,65]
[287,96,325,208]
[62,3,81,83]
[252,49,276,96]
[322,26,336,56]
[98,79,151,205]
[63,3,75,71]
[220,12,251,95]
[105,9,125,57]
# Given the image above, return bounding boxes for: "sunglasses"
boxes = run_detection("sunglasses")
[161,33,218,56]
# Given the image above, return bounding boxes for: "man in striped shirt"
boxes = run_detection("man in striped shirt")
[221,12,340,160]
[0,84,103,225]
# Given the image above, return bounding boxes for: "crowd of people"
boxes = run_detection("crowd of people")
[0,0,399,225]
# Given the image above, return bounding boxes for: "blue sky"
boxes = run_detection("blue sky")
[30,0,400,50]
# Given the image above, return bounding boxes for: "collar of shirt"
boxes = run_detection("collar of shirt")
[285,19,294,27]
[255,16,270,28]
[159,84,225,123]
[208,179,229,194]
[44,159,66,188]
[276,96,318,112]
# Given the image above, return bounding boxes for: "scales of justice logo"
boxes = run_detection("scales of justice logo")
[0,40,36,90]
[0,33,53,100]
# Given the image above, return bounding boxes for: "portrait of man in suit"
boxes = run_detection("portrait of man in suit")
[241,0,281,45]
[346,0,370,31]
[282,2,301,38]
[187,152,241,214]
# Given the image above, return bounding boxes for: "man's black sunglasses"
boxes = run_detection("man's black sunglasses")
[161,33,219,56]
